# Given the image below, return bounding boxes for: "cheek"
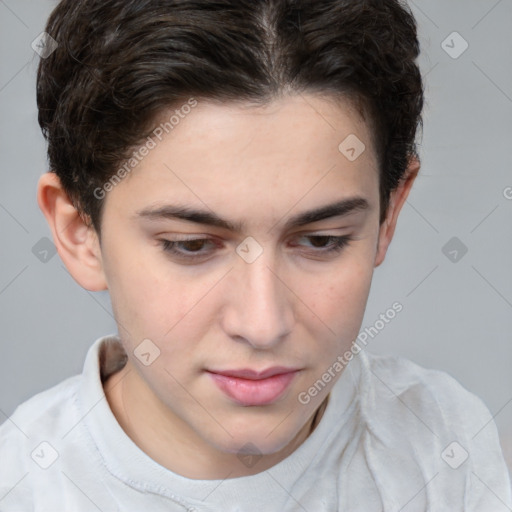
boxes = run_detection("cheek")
[300,257,374,349]
[103,244,180,338]
[104,243,221,360]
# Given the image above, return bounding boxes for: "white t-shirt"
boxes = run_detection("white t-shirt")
[0,334,510,511]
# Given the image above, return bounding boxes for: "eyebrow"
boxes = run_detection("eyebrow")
[134,196,370,233]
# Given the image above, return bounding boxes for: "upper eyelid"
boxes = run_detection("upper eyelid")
[160,233,351,247]
[160,234,351,250]
[161,229,352,240]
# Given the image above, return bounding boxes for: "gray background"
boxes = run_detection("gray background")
[1,0,511,476]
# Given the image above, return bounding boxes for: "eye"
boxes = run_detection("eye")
[160,238,217,261]
[159,234,354,264]
[294,235,353,254]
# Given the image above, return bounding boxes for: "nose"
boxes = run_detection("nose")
[222,246,294,350]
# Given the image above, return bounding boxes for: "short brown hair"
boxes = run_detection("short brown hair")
[37,0,424,236]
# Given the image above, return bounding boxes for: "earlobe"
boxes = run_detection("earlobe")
[374,156,421,267]
[36,172,108,291]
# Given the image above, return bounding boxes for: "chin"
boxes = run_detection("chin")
[208,421,303,457]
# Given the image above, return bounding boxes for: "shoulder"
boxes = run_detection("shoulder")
[0,375,81,502]
[0,373,81,439]
[361,350,491,427]
[356,350,512,508]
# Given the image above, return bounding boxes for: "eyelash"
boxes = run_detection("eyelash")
[159,235,353,261]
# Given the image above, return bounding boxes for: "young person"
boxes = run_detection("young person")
[1,0,510,510]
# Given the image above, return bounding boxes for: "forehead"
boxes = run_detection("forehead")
[164,93,374,157]
[102,93,379,226]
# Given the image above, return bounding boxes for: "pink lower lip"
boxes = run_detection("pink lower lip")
[207,371,298,406]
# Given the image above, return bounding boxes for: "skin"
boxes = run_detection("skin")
[37,93,419,480]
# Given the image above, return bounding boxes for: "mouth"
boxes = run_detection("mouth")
[206,367,301,406]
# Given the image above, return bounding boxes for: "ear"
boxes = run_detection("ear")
[36,172,108,291]
[374,156,420,267]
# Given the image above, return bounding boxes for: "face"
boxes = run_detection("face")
[95,93,382,471]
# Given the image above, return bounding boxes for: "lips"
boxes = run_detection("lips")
[206,367,300,406]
